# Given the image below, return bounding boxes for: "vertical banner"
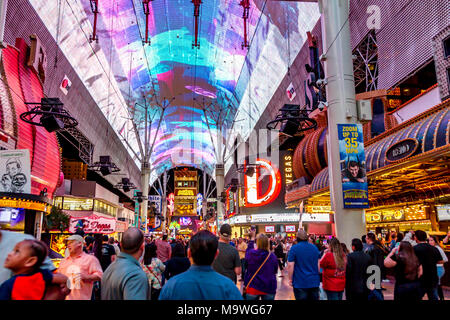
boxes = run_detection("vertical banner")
[133,189,141,228]
[0,149,31,193]
[337,124,369,208]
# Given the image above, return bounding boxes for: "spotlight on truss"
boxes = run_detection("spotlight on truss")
[20,98,78,133]
[88,156,121,176]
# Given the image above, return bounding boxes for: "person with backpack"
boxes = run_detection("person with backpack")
[243,231,278,300]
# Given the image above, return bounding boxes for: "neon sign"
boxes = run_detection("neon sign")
[284,154,293,184]
[244,159,282,207]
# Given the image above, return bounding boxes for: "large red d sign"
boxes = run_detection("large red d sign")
[244,158,281,207]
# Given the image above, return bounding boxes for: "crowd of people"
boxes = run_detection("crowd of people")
[0,226,448,300]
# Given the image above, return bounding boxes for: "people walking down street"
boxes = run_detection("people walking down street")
[413,230,444,300]
[319,238,347,300]
[388,232,397,251]
[0,240,69,300]
[365,232,388,300]
[361,235,369,252]
[403,231,417,246]
[164,242,191,280]
[274,239,285,275]
[58,235,103,300]
[109,237,120,256]
[395,233,404,248]
[237,238,248,281]
[100,235,117,272]
[155,234,172,264]
[101,228,149,300]
[212,224,241,284]
[243,231,278,300]
[428,235,448,300]
[159,230,243,300]
[384,241,422,301]
[142,242,165,301]
[345,238,371,301]
[287,229,321,301]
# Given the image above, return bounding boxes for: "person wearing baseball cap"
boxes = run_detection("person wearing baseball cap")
[287,229,321,300]
[58,234,103,300]
[212,224,241,283]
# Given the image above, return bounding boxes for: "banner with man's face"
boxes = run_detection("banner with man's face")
[337,124,369,208]
[0,149,31,194]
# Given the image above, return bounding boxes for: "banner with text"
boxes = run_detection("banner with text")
[337,124,369,208]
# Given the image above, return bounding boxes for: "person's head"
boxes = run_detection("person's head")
[219,224,232,241]
[414,230,427,243]
[329,238,346,269]
[102,235,109,243]
[341,243,349,255]
[398,241,420,281]
[188,230,218,266]
[391,232,397,240]
[348,161,360,178]
[172,243,186,258]
[143,242,157,265]
[351,238,363,252]
[121,227,145,257]
[397,232,404,242]
[427,235,440,248]
[296,229,308,242]
[85,235,94,248]
[4,240,48,274]
[361,235,367,244]
[65,234,85,256]
[108,237,115,245]
[256,234,270,252]
[366,232,376,245]
[162,234,168,241]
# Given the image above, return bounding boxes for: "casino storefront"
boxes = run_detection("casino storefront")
[0,37,62,237]
[286,99,450,239]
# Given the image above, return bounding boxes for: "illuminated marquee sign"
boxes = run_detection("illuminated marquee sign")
[69,214,116,234]
[284,154,293,184]
[0,198,50,213]
[244,159,282,207]
[176,189,195,197]
[265,225,275,233]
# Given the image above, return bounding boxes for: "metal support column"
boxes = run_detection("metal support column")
[319,0,366,247]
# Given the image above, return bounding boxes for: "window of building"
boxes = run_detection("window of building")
[62,198,93,211]
[94,200,117,217]
[54,197,63,209]
[444,36,450,58]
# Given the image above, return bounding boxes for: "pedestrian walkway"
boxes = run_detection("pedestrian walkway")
[237,269,450,300]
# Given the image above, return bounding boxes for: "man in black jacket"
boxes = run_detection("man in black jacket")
[365,232,388,300]
[346,239,372,301]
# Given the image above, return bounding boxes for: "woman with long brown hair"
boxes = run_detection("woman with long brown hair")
[319,237,347,300]
[384,241,423,300]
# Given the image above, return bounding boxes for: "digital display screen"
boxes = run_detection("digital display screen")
[0,208,25,231]
[179,217,193,226]
[436,205,450,221]
[265,225,275,233]
[285,225,296,232]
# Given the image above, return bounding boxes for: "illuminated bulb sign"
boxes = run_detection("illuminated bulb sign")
[244,158,282,207]
[284,154,293,184]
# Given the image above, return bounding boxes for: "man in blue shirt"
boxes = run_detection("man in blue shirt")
[101,228,150,300]
[287,229,320,300]
[159,230,243,300]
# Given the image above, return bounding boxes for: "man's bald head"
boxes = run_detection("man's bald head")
[121,227,144,254]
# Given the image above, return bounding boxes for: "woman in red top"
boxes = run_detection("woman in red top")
[319,238,347,300]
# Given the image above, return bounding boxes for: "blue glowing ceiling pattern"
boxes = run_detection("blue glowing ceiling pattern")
[29,0,320,182]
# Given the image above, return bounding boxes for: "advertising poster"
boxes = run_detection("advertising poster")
[0,149,31,194]
[337,124,369,208]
